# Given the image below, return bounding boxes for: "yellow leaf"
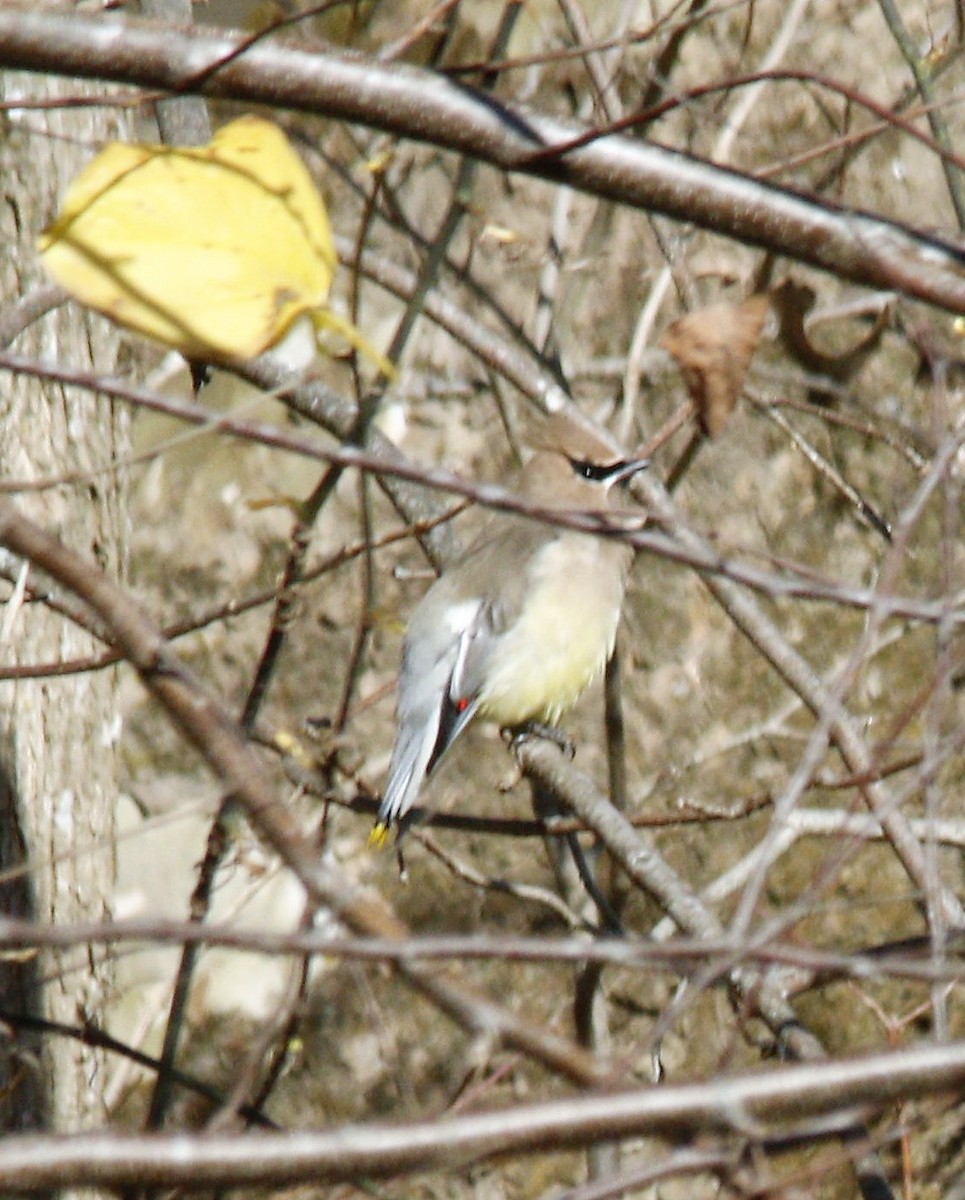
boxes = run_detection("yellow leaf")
[38,116,392,374]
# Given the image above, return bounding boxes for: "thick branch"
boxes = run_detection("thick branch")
[0,6,963,313]
[0,1041,962,1189]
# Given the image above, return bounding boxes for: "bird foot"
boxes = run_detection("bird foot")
[505,721,575,759]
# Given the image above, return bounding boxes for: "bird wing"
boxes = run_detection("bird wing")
[377,520,563,829]
[455,519,555,638]
[447,520,558,696]
[377,593,484,827]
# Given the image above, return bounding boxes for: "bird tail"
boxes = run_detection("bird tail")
[375,712,437,833]
[375,692,480,839]
[367,822,391,848]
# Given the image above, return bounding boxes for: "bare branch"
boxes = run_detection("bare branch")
[0,495,615,1088]
[0,1042,962,1190]
[0,6,963,311]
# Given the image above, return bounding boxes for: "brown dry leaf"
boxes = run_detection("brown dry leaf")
[771,277,889,391]
[659,294,770,437]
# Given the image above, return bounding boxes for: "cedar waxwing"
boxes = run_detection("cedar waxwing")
[375,412,648,837]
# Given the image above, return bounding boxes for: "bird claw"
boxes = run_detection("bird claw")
[505,721,575,759]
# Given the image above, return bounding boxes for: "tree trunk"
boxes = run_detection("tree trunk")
[0,75,132,1155]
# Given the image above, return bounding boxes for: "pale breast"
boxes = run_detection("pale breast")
[476,533,630,727]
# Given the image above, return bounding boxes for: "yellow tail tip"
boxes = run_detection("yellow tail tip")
[368,822,390,849]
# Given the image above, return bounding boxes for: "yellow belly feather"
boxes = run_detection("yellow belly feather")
[476,536,626,726]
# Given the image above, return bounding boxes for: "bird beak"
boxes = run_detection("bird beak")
[608,456,650,487]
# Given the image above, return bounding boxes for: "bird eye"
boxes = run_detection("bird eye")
[570,458,614,482]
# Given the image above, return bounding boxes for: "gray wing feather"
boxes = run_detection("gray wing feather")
[378,597,483,827]
[378,518,561,828]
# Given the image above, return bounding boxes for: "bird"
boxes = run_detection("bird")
[373,411,648,840]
